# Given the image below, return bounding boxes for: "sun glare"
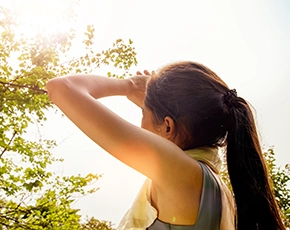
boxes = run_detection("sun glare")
[2,0,79,35]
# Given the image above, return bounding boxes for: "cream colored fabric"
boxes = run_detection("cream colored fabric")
[185,147,222,174]
[117,178,157,230]
[117,147,236,230]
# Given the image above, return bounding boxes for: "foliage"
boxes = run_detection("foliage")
[264,148,290,228]
[81,217,114,230]
[0,3,137,229]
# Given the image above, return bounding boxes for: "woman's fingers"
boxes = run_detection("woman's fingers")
[136,70,151,76]
[143,70,151,75]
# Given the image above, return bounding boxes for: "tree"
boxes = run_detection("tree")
[81,217,114,230]
[0,2,137,229]
[264,148,290,228]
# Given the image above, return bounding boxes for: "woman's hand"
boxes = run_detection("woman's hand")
[126,70,151,108]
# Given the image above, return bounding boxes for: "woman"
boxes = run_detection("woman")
[46,61,285,230]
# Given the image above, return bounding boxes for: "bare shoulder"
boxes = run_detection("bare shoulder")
[150,152,203,224]
[151,145,202,188]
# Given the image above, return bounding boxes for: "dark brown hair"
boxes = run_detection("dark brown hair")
[144,61,285,230]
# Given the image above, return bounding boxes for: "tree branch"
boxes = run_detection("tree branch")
[0,131,17,158]
[0,80,47,94]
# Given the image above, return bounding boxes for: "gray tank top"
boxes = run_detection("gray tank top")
[147,162,222,230]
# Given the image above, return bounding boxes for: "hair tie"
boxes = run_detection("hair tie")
[224,89,238,106]
[227,89,237,97]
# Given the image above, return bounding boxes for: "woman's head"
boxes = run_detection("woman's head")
[144,61,232,150]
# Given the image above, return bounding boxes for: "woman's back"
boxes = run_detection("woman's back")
[148,162,222,230]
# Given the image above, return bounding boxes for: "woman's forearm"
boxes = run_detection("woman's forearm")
[46,74,132,103]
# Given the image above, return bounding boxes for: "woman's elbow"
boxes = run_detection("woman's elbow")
[46,77,69,103]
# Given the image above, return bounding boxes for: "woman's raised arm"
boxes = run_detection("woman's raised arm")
[46,75,198,187]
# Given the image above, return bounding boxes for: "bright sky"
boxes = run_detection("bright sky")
[3,0,290,226]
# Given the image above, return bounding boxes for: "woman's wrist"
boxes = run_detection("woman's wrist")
[124,76,147,108]
[123,78,135,98]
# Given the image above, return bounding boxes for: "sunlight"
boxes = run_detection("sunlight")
[2,0,79,35]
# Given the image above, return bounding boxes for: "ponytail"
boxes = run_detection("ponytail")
[225,94,285,229]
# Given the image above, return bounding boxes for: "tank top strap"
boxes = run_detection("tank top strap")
[194,161,222,229]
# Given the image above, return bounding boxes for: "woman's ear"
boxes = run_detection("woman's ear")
[162,116,175,141]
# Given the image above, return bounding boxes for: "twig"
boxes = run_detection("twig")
[0,131,17,158]
[0,80,47,94]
